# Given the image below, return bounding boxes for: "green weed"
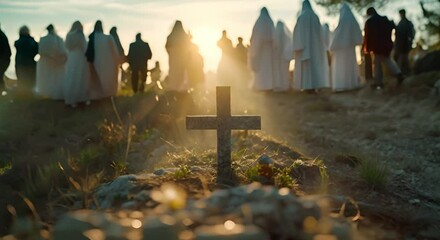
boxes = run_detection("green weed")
[359,157,389,190]
[24,162,62,197]
[0,162,12,175]
[245,165,261,182]
[274,168,296,188]
[173,165,191,179]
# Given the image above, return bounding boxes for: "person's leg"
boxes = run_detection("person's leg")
[139,66,147,93]
[373,54,384,88]
[0,62,7,91]
[383,56,404,85]
[131,68,139,93]
[383,56,401,76]
[402,52,411,75]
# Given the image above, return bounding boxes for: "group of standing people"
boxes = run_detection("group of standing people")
[249,7,294,92]
[0,20,155,107]
[248,0,415,93]
[0,1,417,102]
[165,20,205,92]
[216,30,250,86]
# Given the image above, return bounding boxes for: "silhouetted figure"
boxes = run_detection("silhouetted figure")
[188,40,205,88]
[249,7,276,91]
[110,26,126,88]
[165,20,191,92]
[234,37,250,82]
[394,9,415,75]
[330,2,363,91]
[64,21,90,107]
[86,20,120,99]
[127,33,152,93]
[216,30,234,84]
[150,61,161,83]
[364,7,404,89]
[0,24,11,92]
[14,25,38,94]
[36,24,67,100]
[235,37,247,66]
[110,26,125,56]
[292,0,330,91]
[273,21,292,92]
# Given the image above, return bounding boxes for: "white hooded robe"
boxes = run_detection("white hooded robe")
[36,33,67,99]
[64,29,90,105]
[292,0,330,90]
[274,21,293,92]
[329,3,363,91]
[89,32,119,99]
[249,7,276,91]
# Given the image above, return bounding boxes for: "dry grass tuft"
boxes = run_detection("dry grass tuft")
[359,157,389,190]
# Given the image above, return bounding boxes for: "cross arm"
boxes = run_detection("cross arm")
[229,116,261,130]
[186,116,218,129]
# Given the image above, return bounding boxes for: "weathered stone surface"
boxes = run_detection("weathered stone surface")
[257,154,273,164]
[46,181,359,239]
[413,50,440,74]
[142,216,180,240]
[53,210,124,240]
[186,87,261,184]
[95,175,137,208]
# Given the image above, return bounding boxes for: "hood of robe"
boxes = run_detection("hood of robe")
[330,2,363,51]
[251,7,275,43]
[302,0,312,13]
[292,0,322,60]
[166,21,189,47]
[275,21,293,60]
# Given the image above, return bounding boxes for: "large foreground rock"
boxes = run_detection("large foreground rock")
[49,183,360,240]
[413,50,440,74]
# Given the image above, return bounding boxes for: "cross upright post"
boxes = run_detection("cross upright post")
[186,86,261,184]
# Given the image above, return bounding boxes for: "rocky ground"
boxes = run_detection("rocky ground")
[0,71,439,239]
[224,71,440,239]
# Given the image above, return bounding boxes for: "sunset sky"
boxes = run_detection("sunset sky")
[0,0,422,77]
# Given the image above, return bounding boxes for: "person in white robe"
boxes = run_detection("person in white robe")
[274,21,293,92]
[64,21,90,107]
[36,24,67,99]
[322,23,331,51]
[249,7,276,91]
[292,0,330,91]
[329,2,363,91]
[85,20,120,99]
[165,20,191,92]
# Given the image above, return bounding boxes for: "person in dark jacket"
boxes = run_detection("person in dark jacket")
[394,9,415,75]
[0,24,11,92]
[364,7,404,89]
[127,33,152,93]
[14,25,38,94]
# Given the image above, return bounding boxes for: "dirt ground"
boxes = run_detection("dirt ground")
[1,71,439,238]
[183,72,440,238]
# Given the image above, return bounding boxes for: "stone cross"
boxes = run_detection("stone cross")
[186,86,261,184]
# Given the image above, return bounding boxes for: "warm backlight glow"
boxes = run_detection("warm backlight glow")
[224,220,236,230]
[131,219,142,229]
[191,27,222,72]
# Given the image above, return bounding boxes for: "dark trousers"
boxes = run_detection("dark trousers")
[0,59,9,90]
[16,64,36,93]
[394,51,411,75]
[373,54,401,86]
[131,66,147,93]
